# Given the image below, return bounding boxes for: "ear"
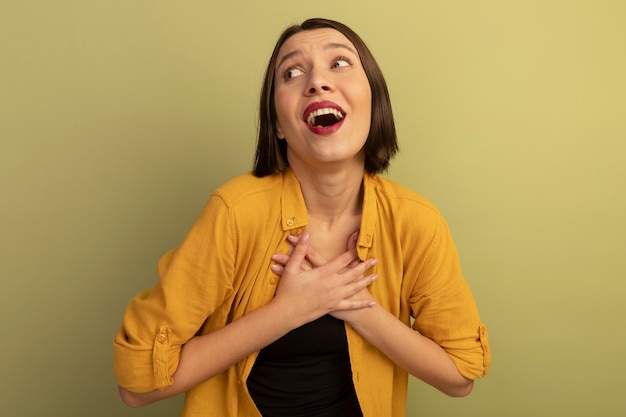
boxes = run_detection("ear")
[275,121,285,139]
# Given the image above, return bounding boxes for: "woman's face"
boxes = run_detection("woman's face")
[273,28,372,172]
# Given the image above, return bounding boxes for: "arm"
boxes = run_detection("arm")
[335,302,474,397]
[273,232,478,397]
[119,298,307,407]
[119,233,378,407]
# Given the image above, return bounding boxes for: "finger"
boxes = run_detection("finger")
[338,257,362,274]
[271,253,290,265]
[338,259,378,286]
[347,274,378,295]
[288,234,328,267]
[304,244,328,268]
[272,253,315,272]
[348,258,361,268]
[338,299,377,310]
[286,234,299,245]
[270,263,284,275]
[345,246,362,269]
[335,276,378,310]
[339,256,376,280]
[283,232,310,272]
[302,259,314,271]
[347,229,359,251]
[337,274,377,300]
[324,248,362,272]
[336,286,377,310]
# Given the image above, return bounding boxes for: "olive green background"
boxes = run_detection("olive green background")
[2,1,625,416]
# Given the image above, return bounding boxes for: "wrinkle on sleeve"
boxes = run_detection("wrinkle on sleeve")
[410,215,491,380]
[113,194,236,392]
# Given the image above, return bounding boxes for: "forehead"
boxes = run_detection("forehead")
[276,28,358,62]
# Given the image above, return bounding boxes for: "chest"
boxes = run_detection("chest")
[205,216,411,336]
[305,216,362,261]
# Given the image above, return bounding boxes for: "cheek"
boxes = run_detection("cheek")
[354,90,372,125]
[273,96,288,129]
[348,79,372,114]
[274,91,295,120]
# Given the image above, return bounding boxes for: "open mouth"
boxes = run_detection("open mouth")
[305,107,345,128]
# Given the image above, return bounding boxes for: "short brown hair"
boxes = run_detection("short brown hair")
[253,18,398,177]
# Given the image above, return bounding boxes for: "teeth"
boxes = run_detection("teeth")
[306,108,345,126]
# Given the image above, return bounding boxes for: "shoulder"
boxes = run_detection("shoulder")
[368,175,442,220]
[211,172,283,208]
[192,172,284,238]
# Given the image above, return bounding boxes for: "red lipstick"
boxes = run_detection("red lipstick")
[302,101,346,136]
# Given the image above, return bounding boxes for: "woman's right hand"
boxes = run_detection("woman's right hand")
[271,230,361,273]
[270,232,377,327]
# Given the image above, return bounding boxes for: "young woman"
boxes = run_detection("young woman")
[114,18,490,417]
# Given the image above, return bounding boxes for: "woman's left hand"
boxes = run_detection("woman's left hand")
[271,230,361,275]
[271,231,376,322]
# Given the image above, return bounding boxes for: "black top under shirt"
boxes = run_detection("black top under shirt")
[247,314,363,417]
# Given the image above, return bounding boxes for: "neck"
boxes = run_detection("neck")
[290,163,364,226]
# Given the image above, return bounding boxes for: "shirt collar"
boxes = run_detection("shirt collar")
[357,173,377,257]
[280,168,378,258]
[280,168,309,231]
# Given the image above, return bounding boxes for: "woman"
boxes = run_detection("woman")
[114,18,490,417]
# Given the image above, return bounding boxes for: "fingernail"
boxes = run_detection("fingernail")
[368,301,376,307]
[301,232,309,242]
[371,274,378,281]
[370,259,378,266]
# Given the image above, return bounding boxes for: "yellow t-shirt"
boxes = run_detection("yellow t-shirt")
[114,168,490,417]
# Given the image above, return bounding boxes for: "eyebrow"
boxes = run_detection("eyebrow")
[276,42,358,71]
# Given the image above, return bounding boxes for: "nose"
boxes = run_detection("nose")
[307,84,331,95]
[305,67,334,96]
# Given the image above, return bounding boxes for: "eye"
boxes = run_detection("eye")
[283,67,304,79]
[332,58,351,69]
